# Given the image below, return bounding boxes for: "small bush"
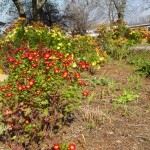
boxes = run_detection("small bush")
[0,47,90,146]
[96,23,148,60]
[138,61,150,76]
[126,51,150,76]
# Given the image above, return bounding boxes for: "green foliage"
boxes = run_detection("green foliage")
[127,50,150,76]
[127,74,142,90]
[0,115,10,135]
[96,22,148,60]
[0,19,106,71]
[92,77,115,86]
[138,61,150,76]
[0,46,91,145]
[114,90,139,104]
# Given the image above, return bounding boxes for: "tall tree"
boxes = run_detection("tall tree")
[32,0,47,21]
[112,0,126,21]
[10,0,61,25]
[12,0,26,18]
[97,0,117,23]
[12,0,47,21]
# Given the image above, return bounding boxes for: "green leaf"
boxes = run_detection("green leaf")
[24,108,31,116]
[43,108,49,116]
[87,92,95,104]
[11,136,17,140]
[41,100,49,105]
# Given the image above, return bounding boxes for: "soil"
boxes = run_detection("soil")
[0,60,150,150]
[52,60,150,150]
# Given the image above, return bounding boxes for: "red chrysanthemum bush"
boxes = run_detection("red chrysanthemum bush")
[0,45,90,147]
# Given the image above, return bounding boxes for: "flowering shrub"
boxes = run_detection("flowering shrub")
[96,23,130,60]
[128,27,147,44]
[0,19,106,147]
[0,19,106,71]
[69,35,106,68]
[147,33,150,44]
[96,22,148,60]
[0,45,90,146]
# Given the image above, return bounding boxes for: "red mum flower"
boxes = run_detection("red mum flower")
[78,61,90,70]
[82,91,90,97]
[29,79,35,86]
[54,68,60,74]
[62,70,69,78]
[18,86,22,91]
[75,72,80,79]
[6,57,15,63]
[26,84,31,89]
[44,52,51,60]
[67,144,76,150]
[52,144,61,150]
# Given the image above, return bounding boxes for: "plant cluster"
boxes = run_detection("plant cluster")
[0,44,91,146]
[96,22,148,60]
[52,143,76,150]
[0,19,106,71]
[127,50,150,76]
[0,18,107,148]
[146,33,150,44]
[114,89,139,104]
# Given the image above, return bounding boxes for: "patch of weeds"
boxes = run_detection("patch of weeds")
[80,106,110,125]
[113,104,132,116]
[87,92,95,104]
[92,77,116,95]
[138,61,150,76]
[87,122,95,129]
[92,77,115,86]
[106,55,114,62]
[126,50,150,76]
[127,74,142,90]
[114,89,139,104]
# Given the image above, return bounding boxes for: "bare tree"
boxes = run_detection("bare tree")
[22,0,61,25]
[97,0,117,23]
[64,0,102,35]
[96,0,129,24]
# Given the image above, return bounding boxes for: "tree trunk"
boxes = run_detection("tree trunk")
[32,0,47,21]
[12,0,26,18]
[112,0,126,36]
[112,0,126,21]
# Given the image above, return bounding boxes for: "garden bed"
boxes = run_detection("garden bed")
[49,59,150,150]
[0,19,150,150]
[1,56,149,150]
